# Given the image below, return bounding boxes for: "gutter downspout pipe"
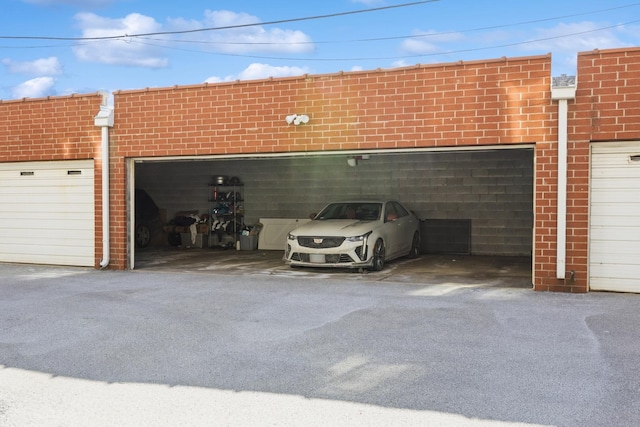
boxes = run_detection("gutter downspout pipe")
[551,75,577,280]
[94,92,115,269]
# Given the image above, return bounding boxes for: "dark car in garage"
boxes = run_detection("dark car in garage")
[135,188,164,248]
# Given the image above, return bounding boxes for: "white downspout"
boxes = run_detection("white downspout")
[94,92,114,269]
[551,75,577,280]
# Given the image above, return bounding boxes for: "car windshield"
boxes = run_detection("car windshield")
[315,202,382,221]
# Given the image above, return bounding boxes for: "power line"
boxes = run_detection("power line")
[131,18,640,62]
[138,2,640,47]
[1,1,638,66]
[0,0,439,41]
[2,1,638,56]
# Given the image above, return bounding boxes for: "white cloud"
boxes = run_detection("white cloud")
[400,30,466,54]
[70,9,314,69]
[523,21,631,53]
[72,12,168,68]
[516,21,636,75]
[205,63,309,83]
[12,77,55,99]
[2,57,62,76]
[169,10,314,55]
[391,60,409,68]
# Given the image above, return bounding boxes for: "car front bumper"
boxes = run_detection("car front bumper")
[284,239,373,269]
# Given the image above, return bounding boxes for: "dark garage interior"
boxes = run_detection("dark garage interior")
[133,148,533,265]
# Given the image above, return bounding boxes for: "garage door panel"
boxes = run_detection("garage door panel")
[0,208,93,220]
[0,160,94,267]
[1,227,94,241]
[591,171,640,181]
[590,277,640,293]
[590,142,640,293]
[0,203,94,220]
[2,192,94,205]
[0,174,93,185]
[590,250,640,267]
[591,203,640,221]
[0,251,94,266]
[6,241,93,256]
[590,178,640,190]
[0,205,94,218]
[590,190,640,203]
[592,191,640,204]
[590,227,640,241]
[591,263,640,278]
[590,214,640,226]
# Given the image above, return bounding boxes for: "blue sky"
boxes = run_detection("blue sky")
[2,0,640,100]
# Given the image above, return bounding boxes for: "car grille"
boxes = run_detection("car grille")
[291,253,354,263]
[297,236,345,248]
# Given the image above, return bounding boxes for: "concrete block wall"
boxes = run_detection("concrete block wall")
[136,148,533,255]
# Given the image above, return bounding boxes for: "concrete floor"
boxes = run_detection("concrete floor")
[134,246,533,289]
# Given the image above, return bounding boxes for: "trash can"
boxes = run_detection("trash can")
[240,234,258,251]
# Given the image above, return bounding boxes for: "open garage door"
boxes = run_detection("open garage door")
[133,147,533,260]
[590,142,640,293]
[0,160,95,267]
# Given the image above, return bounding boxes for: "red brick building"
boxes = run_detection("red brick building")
[1,47,639,293]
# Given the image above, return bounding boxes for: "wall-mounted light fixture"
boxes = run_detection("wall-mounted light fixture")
[285,114,309,125]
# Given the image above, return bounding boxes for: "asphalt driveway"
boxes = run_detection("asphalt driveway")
[0,261,638,426]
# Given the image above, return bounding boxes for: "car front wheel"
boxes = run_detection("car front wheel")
[371,239,385,271]
[408,232,420,258]
[135,224,151,248]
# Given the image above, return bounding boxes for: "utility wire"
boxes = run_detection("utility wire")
[1,1,638,65]
[0,0,439,41]
[2,1,638,53]
[131,18,640,62]
[138,2,640,47]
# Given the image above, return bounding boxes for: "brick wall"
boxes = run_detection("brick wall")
[0,55,557,281]
[114,56,553,157]
[0,94,105,267]
[2,50,638,292]
[543,47,640,293]
[115,55,554,271]
[0,95,103,162]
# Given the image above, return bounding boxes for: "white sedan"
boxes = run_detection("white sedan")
[284,200,421,271]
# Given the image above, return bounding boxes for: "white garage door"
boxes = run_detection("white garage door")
[590,142,640,292]
[0,160,95,267]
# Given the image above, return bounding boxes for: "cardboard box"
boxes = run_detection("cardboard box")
[180,233,208,248]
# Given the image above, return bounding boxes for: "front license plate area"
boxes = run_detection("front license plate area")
[309,254,325,263]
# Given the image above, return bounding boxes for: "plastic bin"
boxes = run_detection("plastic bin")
[240,235,258,251]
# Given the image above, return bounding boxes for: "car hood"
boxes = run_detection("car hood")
[290,220,376,237]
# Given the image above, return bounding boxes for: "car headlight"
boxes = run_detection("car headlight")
[346,231,372,243]
[287,233,296,241]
